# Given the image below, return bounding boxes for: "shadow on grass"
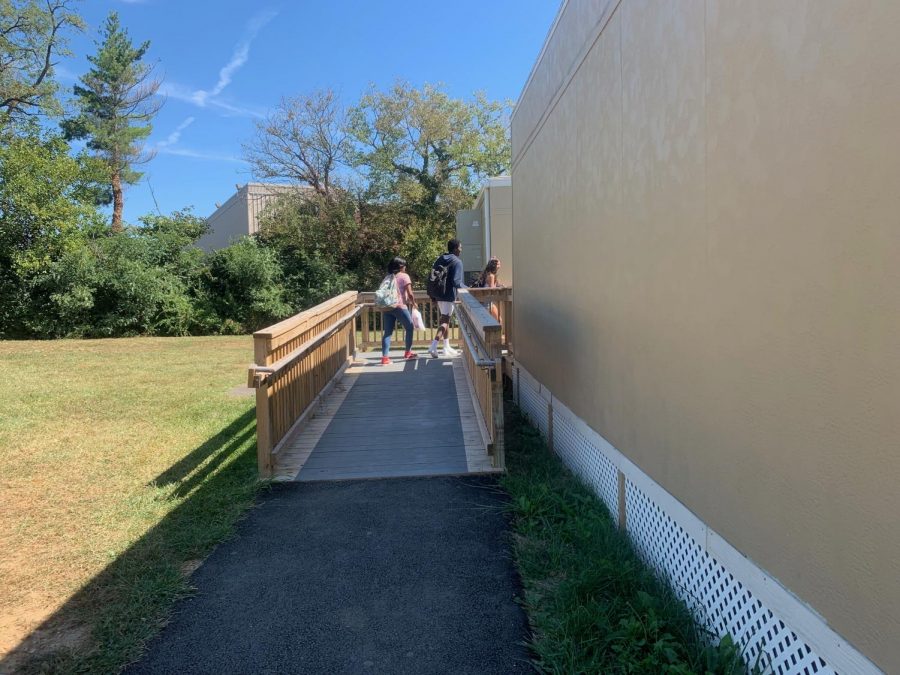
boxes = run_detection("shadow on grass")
[150,409,256,488]
[0,407,265,675]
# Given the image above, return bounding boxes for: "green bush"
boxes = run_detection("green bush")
[26,231,197,338]
[400,218,451,285]
[203,237,292,333]
[0,127,106,337]
[255,195,358,308]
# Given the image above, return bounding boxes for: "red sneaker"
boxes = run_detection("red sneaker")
[380,356,392,365]
[404,351,417,360]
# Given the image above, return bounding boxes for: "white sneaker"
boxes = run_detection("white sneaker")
[443,345,460,358]
[428,345,440,359]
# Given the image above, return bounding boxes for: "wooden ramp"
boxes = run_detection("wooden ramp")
[273,353,496,481]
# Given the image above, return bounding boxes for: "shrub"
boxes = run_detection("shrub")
[203,237,292,333]
[26,232,197,337]
[0,127,105,337]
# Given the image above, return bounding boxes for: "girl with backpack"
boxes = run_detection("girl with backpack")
[378,257,417,365]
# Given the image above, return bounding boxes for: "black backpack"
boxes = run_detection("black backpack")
[427,258,451,300]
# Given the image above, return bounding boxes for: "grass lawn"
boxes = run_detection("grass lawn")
[0,337,263,674]
[501,407,752,674]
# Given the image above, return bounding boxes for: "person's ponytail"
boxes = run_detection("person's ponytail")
[387,257,407,274]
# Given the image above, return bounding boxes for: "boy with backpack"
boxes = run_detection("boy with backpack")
[426,239,466,359]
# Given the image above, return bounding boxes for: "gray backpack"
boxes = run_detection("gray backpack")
[374,274,400,309]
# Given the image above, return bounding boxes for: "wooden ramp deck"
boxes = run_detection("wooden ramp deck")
[272,352,496,481]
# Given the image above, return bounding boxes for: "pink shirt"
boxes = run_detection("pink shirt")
[395,272,412,308]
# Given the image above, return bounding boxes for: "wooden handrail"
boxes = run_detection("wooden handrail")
[458,290,501,343]
[457,319,497,368]
[254,291,358,365]
[464,287,512,356]
[467,287,512,301]
[254,291,357,341]
[357,289,431,303]
[456,289,505,469]
[359,288,511,302]
[250,293,359,478]
[249,306,361,385]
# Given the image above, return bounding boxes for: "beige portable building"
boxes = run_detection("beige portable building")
[510,1,899,672]
[197,183,308,251]
[455,177,512,285]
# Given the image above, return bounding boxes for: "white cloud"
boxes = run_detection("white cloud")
[160,9,276,116]
[208,98,266,118]
[153,116,244,163]
[157,147,246,163]
[160,82,265,118]
[157,82,203,105]
[157,116,195,147]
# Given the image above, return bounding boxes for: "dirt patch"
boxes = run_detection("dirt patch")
[227,385,254,398]
[180,558,204,578]
[0,608,90,674]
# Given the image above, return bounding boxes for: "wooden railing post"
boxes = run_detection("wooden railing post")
[255,376,273,479]
[360,304,370,349]
[484,323,504,468]
[254,334,271,367]
[347,317,356,360]
[506,291,514,355]
[491,358,505,468]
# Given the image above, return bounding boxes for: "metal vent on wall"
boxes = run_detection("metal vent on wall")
[516,367,838,675]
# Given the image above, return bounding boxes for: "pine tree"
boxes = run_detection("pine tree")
[63,12,160,232]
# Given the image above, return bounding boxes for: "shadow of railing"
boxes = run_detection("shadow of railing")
[165,425,256,501]
[150,409,255,488]
[0,408,264,675]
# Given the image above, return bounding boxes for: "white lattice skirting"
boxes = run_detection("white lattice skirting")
[512,363,879,675]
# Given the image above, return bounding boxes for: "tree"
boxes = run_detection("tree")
[244,83,512,297]
[255,193,359,308]
[346,81,511,223]
[62,11,160,232]
[243,90,348,200]
[0,0,83,123]
[0,124,104,336]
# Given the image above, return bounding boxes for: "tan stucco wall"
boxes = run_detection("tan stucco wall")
[489,185,513,287]
[456,208,485,277]
[197,190,251,252]
[198,184,303,251]
[511,1,900,670]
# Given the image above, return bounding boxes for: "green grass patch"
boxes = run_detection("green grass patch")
[0,337,265,673]
[501,407,752,674]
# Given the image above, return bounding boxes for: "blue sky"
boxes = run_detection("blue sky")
[59,1,560,222]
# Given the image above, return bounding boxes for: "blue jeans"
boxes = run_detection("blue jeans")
[382,307,414,356]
